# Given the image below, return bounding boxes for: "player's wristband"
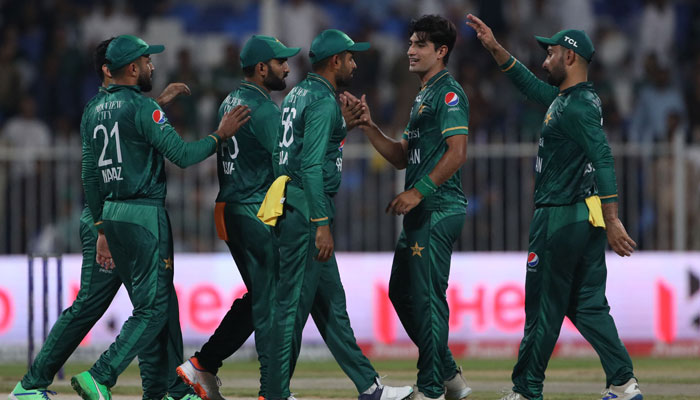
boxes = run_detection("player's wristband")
[500,56,517,72]
[413,175,437,198]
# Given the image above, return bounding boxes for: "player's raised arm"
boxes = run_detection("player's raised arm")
[465,14,511,64]
[341,91,408,169]
[466,13,559,107]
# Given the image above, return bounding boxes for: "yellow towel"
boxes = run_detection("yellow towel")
[585,195,606,229]
[257,175,291,226]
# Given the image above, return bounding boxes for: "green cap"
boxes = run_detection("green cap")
[535,29,595,62]
[240,35,301,68]
[106,34,165,71]
[309,29,370,64]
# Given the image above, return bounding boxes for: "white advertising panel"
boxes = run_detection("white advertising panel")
[1,253,699,359]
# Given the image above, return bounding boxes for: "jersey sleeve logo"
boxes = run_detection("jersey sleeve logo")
[152,109,166,124]
[444,92,459,106]
[527,252,539,267]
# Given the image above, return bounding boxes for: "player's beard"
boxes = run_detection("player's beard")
[546,60,566,87]
[336,64,353,88]
[264,71,287,91]
[137,70,153,92]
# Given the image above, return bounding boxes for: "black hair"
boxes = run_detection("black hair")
[310,51,347,72]
[93,37,115,81]
[242,60,273,77]
[409,15,457,64]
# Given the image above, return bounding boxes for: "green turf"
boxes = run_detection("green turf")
[1,357,699,399]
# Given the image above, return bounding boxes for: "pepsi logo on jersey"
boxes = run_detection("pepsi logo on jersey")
[444,92,459,106]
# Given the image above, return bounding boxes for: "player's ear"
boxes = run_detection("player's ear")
[566,49,576,66]
[437,44,448,60]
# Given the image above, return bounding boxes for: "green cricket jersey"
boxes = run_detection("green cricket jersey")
[80,86,109,222]
[216,81,279,204]
[276,73,346,227]
[499,56,618,206]
[81,84,221,223]
[403,69,468,211]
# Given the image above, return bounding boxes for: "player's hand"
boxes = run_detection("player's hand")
[605,218,636,257]
[216,105,250,139]
[156,83,191,107]
[96,232,115,269]
[466,14,499,52]
[386,188,423,216]
[315,225,334,262]
[339,91,364,130]
[343,92,374,130]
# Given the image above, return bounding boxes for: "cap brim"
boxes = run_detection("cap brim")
[145,44,165,55]
[348,42,370,52]
[534,36,556,50]
[277,47,301,59]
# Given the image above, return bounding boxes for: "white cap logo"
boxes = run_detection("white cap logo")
[563,36,578,47]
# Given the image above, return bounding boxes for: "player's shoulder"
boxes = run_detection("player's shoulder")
[252,98,281,120]
[434,75,468,107]
[565,83,601,115]
[82,91,105,114]
[434,71,466,92]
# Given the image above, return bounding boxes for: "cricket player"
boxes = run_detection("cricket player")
[72,34,249,400]
[466,14,642,400]
[175,35,301,400]
[341,15,472,400]
[8,38,194,400]
[265,29,412,400]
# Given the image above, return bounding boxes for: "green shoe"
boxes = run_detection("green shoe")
[8,382,56,400]
[175,394,204,400]
[70,371,112,400]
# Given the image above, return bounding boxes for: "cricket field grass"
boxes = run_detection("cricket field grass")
[1,357,699,399]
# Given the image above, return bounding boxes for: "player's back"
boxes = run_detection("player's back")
[276,73,345,197]
[216,81,280,204]
[82,84,168,204]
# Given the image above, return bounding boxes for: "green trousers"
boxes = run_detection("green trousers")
[89,201,192,398]
[221,203,277,396]
[22,207,188,399]
[511,203,635,400]
[389,209,465,398]
[266,204,378,399]
[21,209,122,390]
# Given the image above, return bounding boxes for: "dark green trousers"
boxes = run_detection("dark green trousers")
[266,205,377,399]
[195,203,275,396]
[22,209,122,390]
[22,207,189,399]
[89,201,192,398]
[389,209,465,398]
[511,203,635,400]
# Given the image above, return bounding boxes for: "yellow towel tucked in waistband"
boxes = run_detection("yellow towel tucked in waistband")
[585,195,606,229]
[257,175,291,226]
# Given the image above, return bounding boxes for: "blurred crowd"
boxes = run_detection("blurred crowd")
[1,0,699,253]
[1,0,698,144]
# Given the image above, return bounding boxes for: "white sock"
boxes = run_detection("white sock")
[362,382,379,395]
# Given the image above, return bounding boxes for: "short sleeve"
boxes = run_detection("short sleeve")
[435,86,469,138]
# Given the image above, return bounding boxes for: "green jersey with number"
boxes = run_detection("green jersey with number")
[276,73,345,227]
[499,56,618,206]
[403,69,468,211]
[80,86,109,225]
[81,84,220,223]
[216,81,279,204]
